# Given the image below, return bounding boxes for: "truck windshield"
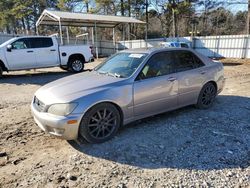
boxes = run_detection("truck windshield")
[95,52,147,78]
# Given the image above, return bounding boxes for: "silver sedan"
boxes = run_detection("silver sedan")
[31,48,225,143]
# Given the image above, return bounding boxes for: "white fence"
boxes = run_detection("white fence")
[0,33,250,58]
[194,35,250,59]
[111,35,250,59]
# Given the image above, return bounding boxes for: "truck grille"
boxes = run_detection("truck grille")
[33,96,46,112]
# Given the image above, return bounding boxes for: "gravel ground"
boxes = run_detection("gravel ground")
[0,59,249,188]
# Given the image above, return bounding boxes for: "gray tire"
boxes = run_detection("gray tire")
[79,103,121,143]
[196,82,217,109]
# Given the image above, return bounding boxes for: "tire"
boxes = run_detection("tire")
[69,57,84,73]
[79,103,121,143]
[196,82,217,109]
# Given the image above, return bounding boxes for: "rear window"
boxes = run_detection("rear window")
[29,38,53,48]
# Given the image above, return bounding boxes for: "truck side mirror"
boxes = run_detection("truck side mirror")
[7,44,12,52]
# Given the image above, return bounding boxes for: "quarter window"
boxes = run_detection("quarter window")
[173,51,204,72]
[138,52,175,80]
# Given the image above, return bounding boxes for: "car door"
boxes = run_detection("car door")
[173,50,207,106]
[133,51,178,117]
[30,37,59,67]
[5,38,37,70]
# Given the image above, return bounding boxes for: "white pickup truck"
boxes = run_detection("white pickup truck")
[0,36,94,77]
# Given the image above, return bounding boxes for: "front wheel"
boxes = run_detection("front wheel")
[79,103,121,143]
[69,58,84,73]
[196,82,217,109]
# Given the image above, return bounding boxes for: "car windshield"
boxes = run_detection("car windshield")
[95,52,147,78]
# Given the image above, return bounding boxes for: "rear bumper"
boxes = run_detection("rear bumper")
[31,103,82,140]
[86,56,94,63]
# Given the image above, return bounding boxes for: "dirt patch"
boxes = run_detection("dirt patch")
[0,59,249,187]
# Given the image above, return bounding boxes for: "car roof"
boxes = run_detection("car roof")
[121,47,194,54]
[15,36,52,39]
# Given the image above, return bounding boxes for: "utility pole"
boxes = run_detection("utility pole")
[248,0,250,34]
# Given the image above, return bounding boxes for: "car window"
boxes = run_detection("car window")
[180,43,189,48]
[30,38,53,48]
[173,50,204,72]
[11,39,30,49]
[193,53,205,67]
[138,52,175,80]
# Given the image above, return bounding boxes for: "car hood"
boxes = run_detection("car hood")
[35,71,125,104]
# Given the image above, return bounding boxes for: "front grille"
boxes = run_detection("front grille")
[33,96,46,112]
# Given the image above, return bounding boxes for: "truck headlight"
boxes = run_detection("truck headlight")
[47,103,78,116]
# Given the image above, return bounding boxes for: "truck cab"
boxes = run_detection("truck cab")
[0,36,94,76]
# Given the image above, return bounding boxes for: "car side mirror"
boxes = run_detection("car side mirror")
[7,44,12,52]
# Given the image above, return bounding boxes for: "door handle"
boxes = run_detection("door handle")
[50,49,56,51]
[167,77,176,82]
[200,71,206,75]
[27,50,33,53]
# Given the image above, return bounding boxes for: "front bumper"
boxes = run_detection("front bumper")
[217,77,226,94]
[31,103,82,140]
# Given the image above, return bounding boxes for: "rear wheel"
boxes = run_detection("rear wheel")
[69,57,84,73]
[79,103,121,143]
[196,82,217,109]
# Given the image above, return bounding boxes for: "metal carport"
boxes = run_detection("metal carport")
[36,9,146,58]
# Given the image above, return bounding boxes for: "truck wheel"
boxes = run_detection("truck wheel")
[69,58,84,73]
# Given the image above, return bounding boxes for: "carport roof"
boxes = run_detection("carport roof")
[36,9,145,28]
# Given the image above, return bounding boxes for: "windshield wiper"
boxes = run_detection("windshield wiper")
[97,70,122,78]
[107,72,122,78]
[97,70,107,75]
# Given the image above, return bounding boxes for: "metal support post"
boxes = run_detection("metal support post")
[59,19,63,45]
[94,22,98,59]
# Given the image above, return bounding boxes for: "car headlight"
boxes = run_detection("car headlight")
[47,103,78,116]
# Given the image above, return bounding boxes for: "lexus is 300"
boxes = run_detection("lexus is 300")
[31,48,224,143]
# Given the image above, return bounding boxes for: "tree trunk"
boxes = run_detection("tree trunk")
[172,8,177,37]
[121,0,124,16]
[85,1,89,12]
[145,0,149,37]
[170,0,177,37]
[21,18,26,35]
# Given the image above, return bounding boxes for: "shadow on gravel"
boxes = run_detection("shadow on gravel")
[222,62,243,66]
[69,95,250,170]
[0,69,91,86]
